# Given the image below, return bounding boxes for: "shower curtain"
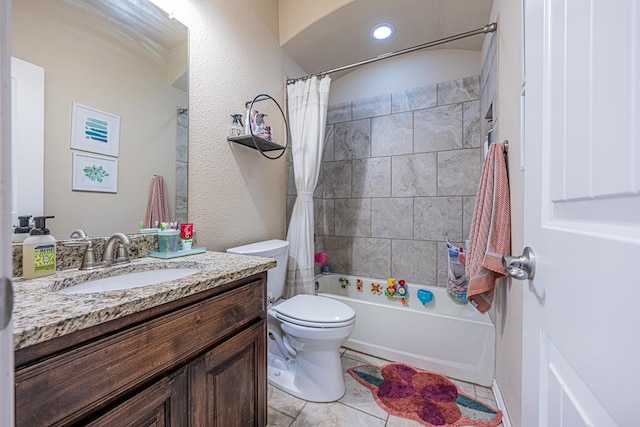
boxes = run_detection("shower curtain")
[285,76,331,297]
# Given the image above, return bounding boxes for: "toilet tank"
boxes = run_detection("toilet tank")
[226,239,289,300]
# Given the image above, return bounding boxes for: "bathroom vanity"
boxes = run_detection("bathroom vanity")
[12,252,274,426]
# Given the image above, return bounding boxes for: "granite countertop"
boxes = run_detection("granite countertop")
[12,251,275,351]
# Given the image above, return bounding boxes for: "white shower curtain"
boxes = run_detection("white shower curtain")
[285,76,331,297]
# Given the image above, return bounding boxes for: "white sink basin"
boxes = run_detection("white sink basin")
[57,268,200,294]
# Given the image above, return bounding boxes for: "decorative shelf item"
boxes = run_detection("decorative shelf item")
[227,93,289,160]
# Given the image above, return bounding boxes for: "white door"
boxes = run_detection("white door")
[1,0,15,425]
[522,1,639,426]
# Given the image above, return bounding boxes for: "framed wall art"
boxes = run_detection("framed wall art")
[70,102,120,157]
[72,152,118,193]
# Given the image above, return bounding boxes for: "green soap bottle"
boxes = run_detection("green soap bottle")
[22,215,56,279]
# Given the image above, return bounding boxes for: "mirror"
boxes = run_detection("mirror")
[12,0,188,239]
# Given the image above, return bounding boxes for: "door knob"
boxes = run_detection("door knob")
[502,247,535,280]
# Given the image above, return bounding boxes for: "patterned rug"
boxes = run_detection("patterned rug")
[348,363,502,427]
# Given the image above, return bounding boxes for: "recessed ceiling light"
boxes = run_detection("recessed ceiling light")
[371,23,395,40]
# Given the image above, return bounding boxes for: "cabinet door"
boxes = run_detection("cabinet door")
[189,320,266,427]
[85,367,188,427]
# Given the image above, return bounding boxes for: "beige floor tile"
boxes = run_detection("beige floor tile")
[449,378,476,397]
[474,384,497,402]
[267,407,295,427]
[386,414,427,426]
[338,356,389,420]
[342,349,390,366]
[290,401,386,427]
[268,384,306,418]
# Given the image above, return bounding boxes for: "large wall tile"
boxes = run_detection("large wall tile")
[391,153,437,197]
[392,84,437,113]
[463,100,482,148]
[322,236,353,273]
[392,239,437,285]
[352,238,391,279]
[317,75,483,288]
[352,157,391,198]
[323,161,352,198]
[371,112,413,157]
[335,119,371,160]
[414,196,463,241]
[352,94,391,120]
[335,198,371,237]
[371,197,413,239]
[321,199,335,236]
[323,124,335,162]
[463,195,476,241]
[414,104,463,153]
[437,149,482,196]
[437,76,480,105]
[327,102,352,124]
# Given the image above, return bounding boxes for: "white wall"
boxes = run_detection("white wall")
[174,0,305,251]
[482,2,524,424]
[329,49,481,105]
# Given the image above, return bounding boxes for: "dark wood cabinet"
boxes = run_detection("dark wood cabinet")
[86,366,188,427]
[14,273,267,426]
[190,321,266,426]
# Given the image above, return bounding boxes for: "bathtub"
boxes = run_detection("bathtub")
[315,274,495,386]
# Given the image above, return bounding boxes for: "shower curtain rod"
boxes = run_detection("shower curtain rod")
[286,22,497,85]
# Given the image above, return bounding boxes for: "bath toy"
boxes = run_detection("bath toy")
[356,278,363,292]
[339,277,350,288]
[371,282,382,295]
[417,289,433,305]
[314,252,327,264]
[385,278,408,304]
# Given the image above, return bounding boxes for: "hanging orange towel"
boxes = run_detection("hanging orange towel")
[465,142,511,313]
[145,175,170,228]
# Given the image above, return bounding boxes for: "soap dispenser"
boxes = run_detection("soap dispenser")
[12,215,32,243]
[22,215,56,279]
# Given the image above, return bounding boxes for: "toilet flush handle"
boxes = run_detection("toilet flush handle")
[267,292,275,306]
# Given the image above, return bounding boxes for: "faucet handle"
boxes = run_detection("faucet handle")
[113,242,131,265]
[61,239,104,270]
[79,240,104,270]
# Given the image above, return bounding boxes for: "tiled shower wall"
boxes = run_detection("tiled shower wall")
[287,76,484,287]
[175,110,188,224]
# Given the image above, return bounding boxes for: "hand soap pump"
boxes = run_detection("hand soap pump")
[22,215,56,279]
[12,215,32,243]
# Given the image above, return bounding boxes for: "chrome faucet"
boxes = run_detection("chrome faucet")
[69,229,88,239]
[102,233,131,267]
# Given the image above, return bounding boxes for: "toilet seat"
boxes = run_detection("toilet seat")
[271,295,355,328]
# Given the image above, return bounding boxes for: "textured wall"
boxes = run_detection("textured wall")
[175,0,304,251]
[287,76,484,286]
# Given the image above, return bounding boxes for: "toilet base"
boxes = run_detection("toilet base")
[267,350,346,403]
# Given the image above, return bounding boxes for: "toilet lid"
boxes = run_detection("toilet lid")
[272,295,355,327]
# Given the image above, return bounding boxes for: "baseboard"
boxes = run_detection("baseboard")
[492,379,512,427]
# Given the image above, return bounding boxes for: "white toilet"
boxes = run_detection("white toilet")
[227,239,355,402]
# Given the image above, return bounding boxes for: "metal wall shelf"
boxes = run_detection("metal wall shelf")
[227,134,284,152]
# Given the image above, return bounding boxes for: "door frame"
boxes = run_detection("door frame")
[0,0,15,425]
